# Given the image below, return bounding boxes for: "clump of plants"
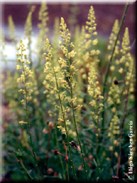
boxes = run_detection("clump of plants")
[1,2,136,182]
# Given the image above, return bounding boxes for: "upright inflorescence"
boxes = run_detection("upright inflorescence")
[85,6,100,68]
[120,28,135,92]
[43,39,56,116]
[0,30,7,64]
[75,26,87,83]
[88,62,104,135]
[108,114,120,152]
[8,15,17,44]
[16,39,34,106]
[37,2,49,61]
[107,20,120,57]
[38,2,49,35]
[58,17,82,136]
[59,17,88,180]
[24,12,32,41]
[85,6,97,41]
[107,20,121,73]
[16,39,40,179]
[107,80,121,106]
[52,17,60,67]
[24,11,33,67]
[43,33,78,179]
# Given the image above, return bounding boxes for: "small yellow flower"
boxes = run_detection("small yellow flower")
[61,128,66,133]
[96,50,100,55]
[110,65,115,71]
[93,31,97,36]
[17,58,21,62]
[115,59,120,65]
[93,39,98,45]
[91,50,96,55]
[118,68,124,73]
[59,41,62,45]
[21,59,25,63]
[66,120,71,126]
[106,157,110,161]
[57,126,62,129]
[111,107,116,113]
[109,146,113,151]
[113,140,118,145]
[82,74,86,79]
[68,50,76,58]
[24,54,27,59]
[107,45,111,50]
[46,57,49,62]
[108,133,111,137]
[16,65,21,70]
[72,132,77,137]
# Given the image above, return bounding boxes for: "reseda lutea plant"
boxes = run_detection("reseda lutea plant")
[2,2,136,181]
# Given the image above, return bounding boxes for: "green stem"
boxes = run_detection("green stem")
[53,69,77,181]
[110,120,115,176]
[25,90,40,180]
[54,122,66,180]
[20,159,33,180]
[21,50,40,180]
[67,57,88,180]
[45,130,51,166]
[95,116,101,178]
[102,2,130,130]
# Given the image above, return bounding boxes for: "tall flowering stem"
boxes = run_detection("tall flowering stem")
[53,68,76,181]
[16,40,40,179]
[102,2,129,129]
[43,39,77,180]
[54,121,66,180]
[117,27,134,177]
[87,62,104,177]
[59,17,88,180]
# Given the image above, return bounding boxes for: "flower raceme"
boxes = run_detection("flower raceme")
[16,39,34,104]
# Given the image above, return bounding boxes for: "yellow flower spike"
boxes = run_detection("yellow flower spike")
[107,19,120,57]
[36,2,49,61]
[122,27,130,51]
[24,12,32,39]
[8,15,17,43]
[112,19,119,34]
